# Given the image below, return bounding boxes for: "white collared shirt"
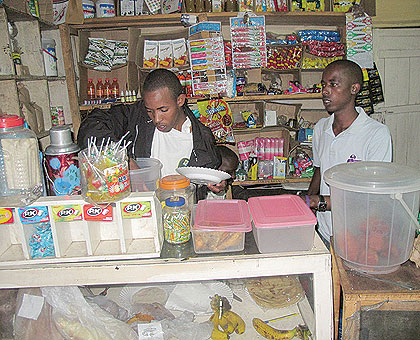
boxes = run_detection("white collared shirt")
[151,117,193,177]
[312,107,392,240]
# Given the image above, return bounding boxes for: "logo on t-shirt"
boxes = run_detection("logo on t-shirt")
[347,154,361,162]
[178,157,190,168]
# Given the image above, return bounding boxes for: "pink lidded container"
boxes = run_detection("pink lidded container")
[248,195,317,253]
[192,199,252,254]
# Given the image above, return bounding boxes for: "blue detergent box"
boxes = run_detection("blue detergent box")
[298,128,313,142]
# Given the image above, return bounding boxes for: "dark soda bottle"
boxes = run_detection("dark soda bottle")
[87,78,95,99]
[111,78,119,99]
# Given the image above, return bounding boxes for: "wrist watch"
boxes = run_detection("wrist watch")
[318,195,327,212]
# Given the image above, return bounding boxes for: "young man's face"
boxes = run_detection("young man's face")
[321,65,359,114]
[143,87,186,132]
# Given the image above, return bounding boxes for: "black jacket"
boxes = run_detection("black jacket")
[77,100,221,170]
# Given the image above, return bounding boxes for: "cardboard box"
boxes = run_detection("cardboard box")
[135,29,188,69]
[230,101,264,129]
[264,102,302,122]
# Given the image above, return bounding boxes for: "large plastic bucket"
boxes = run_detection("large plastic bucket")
[325,161,420,274]
[130,158,162,192]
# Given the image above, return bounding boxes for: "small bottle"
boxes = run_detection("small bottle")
[120,90,125,103]
[111,78,119,98]
[125,90,130,102]
[104,78,111,98]
[87,78,95,99]
[131,90,137,102]
[96,78,104,99]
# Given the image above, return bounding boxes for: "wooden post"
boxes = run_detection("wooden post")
[59,23,81,138]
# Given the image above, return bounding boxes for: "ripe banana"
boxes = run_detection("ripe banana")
[210,311,235,335]
[224,310,246,334]
[253,318,298,340]
[210,325,229,340]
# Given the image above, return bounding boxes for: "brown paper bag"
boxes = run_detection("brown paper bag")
[65,0,84,24]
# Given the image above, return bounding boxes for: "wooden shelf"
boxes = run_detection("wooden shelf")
[0,3,55,30]
[232,176,311,186]
[70,11,346,30]
[188,92,322,103]
[0,75,66,81]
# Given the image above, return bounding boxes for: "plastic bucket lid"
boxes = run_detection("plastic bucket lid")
[159,174,190,190]
[324,161,420,194]
[194,199,252,232]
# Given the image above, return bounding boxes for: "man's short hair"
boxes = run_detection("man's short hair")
[326,60,363,86]
[143,69,183,101]
[218,145,239,173]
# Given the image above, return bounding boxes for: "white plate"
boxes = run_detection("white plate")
[176,167,231,185]
[165,281,233,315]
[119,283,175,312]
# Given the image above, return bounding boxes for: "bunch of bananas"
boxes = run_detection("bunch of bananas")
[209,295,246,340]
[253,318,311,340]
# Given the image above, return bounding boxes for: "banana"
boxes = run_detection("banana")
[252,318,297,340]
[224,310,246,334]
[210,312,235,335]
[211,326,229,340]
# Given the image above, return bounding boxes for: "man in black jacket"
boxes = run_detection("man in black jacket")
[77,69,221,175]
[77,69,223,191]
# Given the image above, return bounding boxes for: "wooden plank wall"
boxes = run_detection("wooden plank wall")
[373,28,420,167]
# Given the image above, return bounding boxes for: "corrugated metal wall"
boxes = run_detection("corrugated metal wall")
[373,28,420,167]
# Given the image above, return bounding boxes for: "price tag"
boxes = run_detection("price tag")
[120,202,152,219]
[52,205,82,222]
[0,208,14,224]
[83,205,113,221]
[137,322,164,340]
[18,207,49,224]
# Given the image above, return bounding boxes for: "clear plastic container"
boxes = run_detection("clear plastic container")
[0,114,43,207]
[163,196,191,244]
[192,199,251,253]
[157,175,195,208]
[248,195,317,253]
[325,161,420,274]
[130,158,162,192]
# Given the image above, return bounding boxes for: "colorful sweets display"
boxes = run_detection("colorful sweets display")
[79,135,131,204]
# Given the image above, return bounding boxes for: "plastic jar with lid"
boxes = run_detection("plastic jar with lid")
[157,174,195,208]
[163,196,191,244]
[0,115,43,207]
[96,0,116,18]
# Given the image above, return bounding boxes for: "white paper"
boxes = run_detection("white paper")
[137,321,164,340]
[17,294,44,320]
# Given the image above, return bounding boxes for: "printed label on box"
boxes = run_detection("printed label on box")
[18,207,49,224]
[143,40,158,68]
[52,205,82,222]
[83,205,113,221]
[121,202,152,218]
[273,157,287,179]
[0,208,14,224]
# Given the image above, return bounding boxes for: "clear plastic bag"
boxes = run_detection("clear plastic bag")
[41,286,137,340]
[14,288,63,340]
[85,295,131,322]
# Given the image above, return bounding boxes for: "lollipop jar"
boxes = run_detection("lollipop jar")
[0,114,43,207]
[79,146,131,204]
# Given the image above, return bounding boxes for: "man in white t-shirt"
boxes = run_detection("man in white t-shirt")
[305,60,392,246]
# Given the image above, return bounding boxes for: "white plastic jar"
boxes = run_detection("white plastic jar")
[82,0,95,18]
[96,0,116,18]
[0,115,43,207]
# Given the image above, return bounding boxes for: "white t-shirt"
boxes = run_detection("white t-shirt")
[151,117,193,177]
[312,107,392,240]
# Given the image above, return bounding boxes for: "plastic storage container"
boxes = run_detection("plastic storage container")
[0,115,43,207]
[192,199,251,253]
[248,195,317,253]
[325,161,420,274]
[157,175,195,208]
[130,158,162,192]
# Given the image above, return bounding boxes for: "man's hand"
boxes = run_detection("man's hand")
[129,158,140,170]
[299,194,331,211]
[207,180,227,194]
